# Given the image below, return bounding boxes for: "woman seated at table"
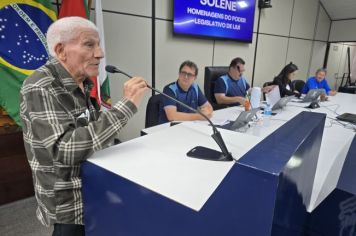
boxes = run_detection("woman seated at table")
[273,62,300,97]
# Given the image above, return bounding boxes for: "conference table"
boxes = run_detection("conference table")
[81,92,355,236]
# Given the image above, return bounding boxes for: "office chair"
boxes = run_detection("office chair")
[204,66,229,110]
[291,80,306,94]
[145,94,161,128]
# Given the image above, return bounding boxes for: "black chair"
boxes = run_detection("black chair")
[291,80,306,94]
[263,81,274,88]
[145,94,161,128]
[204,66,229,110]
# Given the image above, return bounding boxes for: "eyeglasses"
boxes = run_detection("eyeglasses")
[179,71,196,79]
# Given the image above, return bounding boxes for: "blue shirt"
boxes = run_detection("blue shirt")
[302,76,331,95]
[158,81,208,124]
[214,74,250,106]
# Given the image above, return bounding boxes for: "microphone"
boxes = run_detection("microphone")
[105,65,234,162]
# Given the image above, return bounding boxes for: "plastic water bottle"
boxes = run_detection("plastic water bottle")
[264,103,272,116]
[264,103,272,126]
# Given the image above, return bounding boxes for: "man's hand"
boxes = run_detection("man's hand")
[237,96,246,105]
[124,77,148,107]
[199,107,213,119]
[329,90,337,96]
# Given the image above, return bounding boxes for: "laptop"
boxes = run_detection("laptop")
[336,113,356,124]
[219,108,260,131]
[272,95,294,111]
[298,89,325,103]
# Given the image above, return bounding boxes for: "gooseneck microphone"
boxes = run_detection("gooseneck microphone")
[105,65,233,162]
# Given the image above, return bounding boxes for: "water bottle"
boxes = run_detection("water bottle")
[264,103,272,126]
[264,103,272,116]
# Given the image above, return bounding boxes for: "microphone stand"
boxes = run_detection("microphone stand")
[107,66,234,161]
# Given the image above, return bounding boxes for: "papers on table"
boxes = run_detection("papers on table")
[250,87,262,109]
[266,86,281,107]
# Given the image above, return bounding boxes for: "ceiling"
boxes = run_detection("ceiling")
[320,0,356,20]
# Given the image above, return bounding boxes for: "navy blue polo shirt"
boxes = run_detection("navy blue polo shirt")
[158,81,208,124]
[214,74,250,106]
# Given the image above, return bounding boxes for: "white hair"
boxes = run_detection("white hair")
[46,16,98,57]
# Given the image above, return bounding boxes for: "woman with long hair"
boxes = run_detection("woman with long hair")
[273,62,300,97]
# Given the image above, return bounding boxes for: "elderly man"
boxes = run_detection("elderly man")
[158,60,213,124]
[20,17,147,235]
[302,68,337,96]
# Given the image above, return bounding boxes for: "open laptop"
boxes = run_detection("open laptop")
[271,95,294,111]
[218,108,260,131]
[264,87,293,111]
[336,113,356,124]
[298,89,325,103]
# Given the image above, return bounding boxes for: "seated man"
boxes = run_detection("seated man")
[302,68,337,96]
[214,57,250,106]
[158,60,213,124]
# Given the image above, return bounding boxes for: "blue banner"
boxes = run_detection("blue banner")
[173,0,256,42]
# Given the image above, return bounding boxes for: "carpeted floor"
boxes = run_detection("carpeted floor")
[0,197,53,236]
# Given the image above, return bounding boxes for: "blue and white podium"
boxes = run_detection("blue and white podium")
[81,111,326,236]
[309,135,356,235]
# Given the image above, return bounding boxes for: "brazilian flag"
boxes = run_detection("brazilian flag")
[0,0,56,125]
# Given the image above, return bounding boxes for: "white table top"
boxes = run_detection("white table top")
[89,93,356,212]
[88,122,262,211]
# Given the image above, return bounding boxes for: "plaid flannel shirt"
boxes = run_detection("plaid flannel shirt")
[20,58,137,226]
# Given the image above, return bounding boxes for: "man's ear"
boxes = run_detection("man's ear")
[54,43,66,61]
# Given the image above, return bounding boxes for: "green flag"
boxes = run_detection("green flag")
[0,0,56,125]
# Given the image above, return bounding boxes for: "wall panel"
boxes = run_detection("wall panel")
[315,6,331,42]
[254,34,289,87]
[309,42,327,77]
[286,38,313,80]
[290,0,319,39]
[259,0,294,37]
[329,20,356,42]
[213,34,257,85]
[155,20,214,91]
[103,0,151,17]
[103,13,152,141]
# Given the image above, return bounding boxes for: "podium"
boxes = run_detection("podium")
[309,135,356,235]
[81,111,326,236]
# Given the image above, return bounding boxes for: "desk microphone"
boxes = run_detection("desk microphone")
[105,65,234,162]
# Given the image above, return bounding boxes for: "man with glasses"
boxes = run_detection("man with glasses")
[214,57,251,106]
[158,60,213,124]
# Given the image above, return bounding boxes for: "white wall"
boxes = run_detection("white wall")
[329,19,356,42]
[52,0,331,141]
[327,42,356,89]
[249,0,329,86]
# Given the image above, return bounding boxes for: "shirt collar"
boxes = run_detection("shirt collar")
[48,57,94,93]
[227,73,240,82]
[175,80,193,93]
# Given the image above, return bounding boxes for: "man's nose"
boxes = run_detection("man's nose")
[95,47,104,58]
